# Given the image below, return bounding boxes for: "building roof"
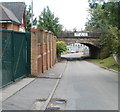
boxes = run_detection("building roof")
[0,2,25,24]
[0,4,20,24]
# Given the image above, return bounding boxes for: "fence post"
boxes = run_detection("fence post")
[31,29,38,75]
[49,32,52,68]
[0,30,2,88]
[55,36,57,64]
[46,31,49,70]
[51,33,54,66]
[11,31,15,82]
[26,32,31,76]
[40,30,44,73]
[53,36,56,65]
[48,32,51,69]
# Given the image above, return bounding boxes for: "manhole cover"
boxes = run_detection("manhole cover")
[47,107,60,110]
[55,100,66,104]
[36,98,46,102]
[46,98,67,110]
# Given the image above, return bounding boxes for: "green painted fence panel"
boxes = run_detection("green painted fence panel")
[0,30,30,88]
[1,30,13,87]
[26,33,31,75]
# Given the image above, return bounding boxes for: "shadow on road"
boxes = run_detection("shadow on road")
[61,56,92,61]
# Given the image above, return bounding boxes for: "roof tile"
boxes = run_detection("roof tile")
[0,4,20,24]
[0,2,25,24]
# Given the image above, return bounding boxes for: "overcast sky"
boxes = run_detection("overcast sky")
[1,0,90,31]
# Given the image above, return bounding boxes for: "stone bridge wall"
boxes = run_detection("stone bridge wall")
[58,33,101,58]
[58,37,100,46]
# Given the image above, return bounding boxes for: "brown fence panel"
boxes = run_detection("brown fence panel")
[31,29,56,76]
[43,44,47,72]
[37,44,42,73]
[31,29,38,75]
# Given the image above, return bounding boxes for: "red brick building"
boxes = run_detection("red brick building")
[0,2,26,32]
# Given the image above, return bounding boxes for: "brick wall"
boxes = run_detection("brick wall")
[0,23,19,31]
[31,29,57,76]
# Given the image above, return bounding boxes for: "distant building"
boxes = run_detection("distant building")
[67,43,83,53]
[0,2,26,32]
[83,46,89,55]
[67,43,89,55]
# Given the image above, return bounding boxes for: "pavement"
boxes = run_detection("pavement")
[2,78,35,102]
[1,61,67,110]
[37,60,67,79]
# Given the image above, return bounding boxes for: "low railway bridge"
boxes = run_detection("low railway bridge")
[58,32,101,58]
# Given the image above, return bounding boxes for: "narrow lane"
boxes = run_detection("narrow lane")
[52,61,118,110]
[61,52,84,58]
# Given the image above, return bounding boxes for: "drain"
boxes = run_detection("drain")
[36,98,46,102]
[46,98,67,110]
[47,107,60,110]
[55,100,66,104]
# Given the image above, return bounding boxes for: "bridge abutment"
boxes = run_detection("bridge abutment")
[89,46,100,59]
[58,32,101,59]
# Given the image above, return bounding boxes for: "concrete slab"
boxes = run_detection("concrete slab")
[2,61,67,110]
[1,78,35,102]
[2,78,58,110]
[38,61,67,79]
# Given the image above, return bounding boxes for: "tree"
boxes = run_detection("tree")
[56,41,67,59]
[85,5,106,32]
[100,25,120,55]
[37,6,63,36]
[25,5,37,32]
[86,1,120,30]
[85,1,120,56]
[73,28,77,32]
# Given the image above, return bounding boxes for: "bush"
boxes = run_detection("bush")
[100,47,110,59]
[56,41,67,56]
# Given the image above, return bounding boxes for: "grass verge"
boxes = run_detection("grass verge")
[90,56,120,71]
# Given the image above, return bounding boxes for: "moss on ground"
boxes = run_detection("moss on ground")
[90,56,120,71]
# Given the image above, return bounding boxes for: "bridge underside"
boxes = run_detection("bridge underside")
[82,43,100,58]
[58,37,100,59]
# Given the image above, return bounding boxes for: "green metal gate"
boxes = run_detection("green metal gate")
[0,30,31,88]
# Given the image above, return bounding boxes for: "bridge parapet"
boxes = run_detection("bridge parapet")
[58,36,100,46]
[58,32,102,38]
[57,32,101,58]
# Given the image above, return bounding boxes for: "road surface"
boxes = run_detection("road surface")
[51,61,118,110]
[61,52,84,58]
